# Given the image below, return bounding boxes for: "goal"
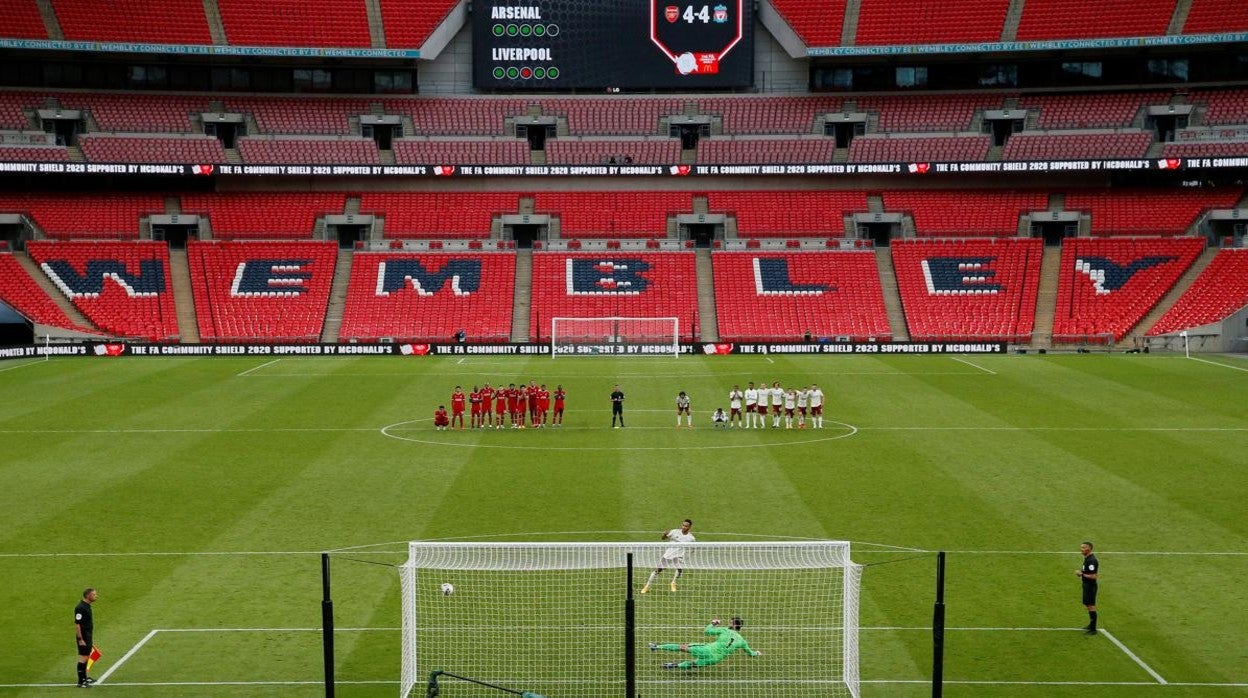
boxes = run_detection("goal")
[399,541,861,697]
[550,317,680,357]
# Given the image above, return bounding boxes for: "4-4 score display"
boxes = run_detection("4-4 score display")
[474,0,753,89]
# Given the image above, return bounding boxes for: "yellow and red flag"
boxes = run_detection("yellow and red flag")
[86,646,101,671]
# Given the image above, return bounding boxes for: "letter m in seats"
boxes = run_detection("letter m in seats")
[41,259,165,298]
[377,259,482,296]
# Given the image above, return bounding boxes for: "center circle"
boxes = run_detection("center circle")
[379,420,858,451]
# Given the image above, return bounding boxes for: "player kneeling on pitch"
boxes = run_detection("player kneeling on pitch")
[649,617,761,669]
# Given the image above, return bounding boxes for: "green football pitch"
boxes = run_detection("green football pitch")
[1,352,1245,696]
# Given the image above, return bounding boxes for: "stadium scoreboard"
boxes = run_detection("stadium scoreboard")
[473,0,754,89]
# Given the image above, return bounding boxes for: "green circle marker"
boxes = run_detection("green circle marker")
[534,67,547,79]
[493,67,505,79]
[534,24,546,36]
[506,66,520,79]
[506,24,519,36]
[492,24,504,36]
[548,66,560,79]
[520,24,532,36]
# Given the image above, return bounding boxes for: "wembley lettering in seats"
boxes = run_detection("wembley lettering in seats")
[1074,256,1176,295]
[566,258,651,295]
[41,259,165,297]
[921,257,1003,294]
[752,258,828,296]
[376,259,482,296]
[230,259,312,297]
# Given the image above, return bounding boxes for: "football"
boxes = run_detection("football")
[440,582,455,596]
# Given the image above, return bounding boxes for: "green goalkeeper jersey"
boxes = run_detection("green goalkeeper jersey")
[702,624,759,660]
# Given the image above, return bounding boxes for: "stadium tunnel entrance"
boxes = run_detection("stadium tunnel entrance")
[0,301,33,346]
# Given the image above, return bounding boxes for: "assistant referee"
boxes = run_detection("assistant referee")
[1076,542,1099,635]
[74,587,98,687]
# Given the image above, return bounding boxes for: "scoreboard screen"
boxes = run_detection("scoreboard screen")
[473,0,754,90]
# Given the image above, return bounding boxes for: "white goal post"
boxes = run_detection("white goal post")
[399,541,861,697]
[551,316,680,357]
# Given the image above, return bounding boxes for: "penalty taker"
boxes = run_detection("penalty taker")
[426,669,545,697]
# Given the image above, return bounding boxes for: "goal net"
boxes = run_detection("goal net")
[399,541,861,697]
[551,317,680,357]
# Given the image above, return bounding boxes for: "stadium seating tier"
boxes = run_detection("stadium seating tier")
[1182,0,1248,33]
[340,252,516,342]
[707,191,868,237]
[0,254,89,331]
[360,192,519,239]
[528,252,698,342]
[0,193,163,238]
[855,0,1010,45]
[1147,249,1248,335]
[712,251,891,342]
[379,0,458,48]
[0,1,49,39]
[892,238,1043,342]
[188,240,336,341]
[217,0,371,47]
[26,240,180,340]
[1053,236,1204,342]
[51,0,211,44]
[1016,0,1176,40]
[180,192,346,239]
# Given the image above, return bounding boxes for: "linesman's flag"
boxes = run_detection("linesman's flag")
[86,646,101,671]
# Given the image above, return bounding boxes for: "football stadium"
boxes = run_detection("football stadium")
[1,0,1247,696]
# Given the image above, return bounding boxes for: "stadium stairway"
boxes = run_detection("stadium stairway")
[203,0,227,44]
[320,247,353,343]
[841,0,861,45]
[510,249,532,342]
[1132,244,1218,339]
[695,247,719,342]
[1002,0,1026,41]
[875,247,908,341]
[12,250,96,331]
[1168,0,1193,34]
[364,0,386,48]
[167,248,201,343]
[1031,245,1062,350]
[35,0,63,40]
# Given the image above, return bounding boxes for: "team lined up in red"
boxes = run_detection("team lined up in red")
[434,382,567,430]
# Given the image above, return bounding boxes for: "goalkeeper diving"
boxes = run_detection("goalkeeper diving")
[649,617,761,669]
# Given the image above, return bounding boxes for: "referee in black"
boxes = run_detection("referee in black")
[74,587,98,687]
[1076,542,1099,635]
[610,384,625,428]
